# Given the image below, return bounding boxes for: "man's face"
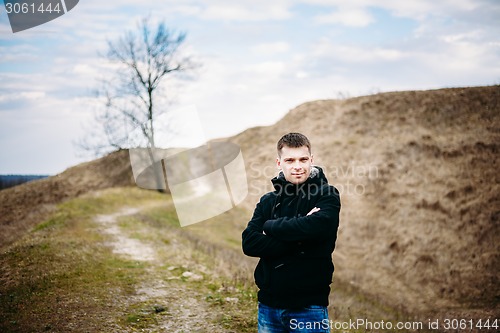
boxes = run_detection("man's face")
[277,145,313,185]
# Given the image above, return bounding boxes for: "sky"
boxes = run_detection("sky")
[0,0,499,174]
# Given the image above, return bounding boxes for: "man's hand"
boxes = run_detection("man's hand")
[307,207,320,216]
[263,207,319,234]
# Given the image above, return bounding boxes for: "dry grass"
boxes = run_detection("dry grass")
[231,85,500,320]
[0,149,134,249]
[1,86,499,331]
[0,187,259,332]
[1,186,420,332]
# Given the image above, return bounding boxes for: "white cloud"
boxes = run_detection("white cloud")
[314,7,374,27]
[382,0,480,20]
[0,44,40,63]
[251,42,290,55]
[302,0,481,20]
[246,61,288,75]
[1,0,499,173]
[312,39,407,63]
[0,91,46,103]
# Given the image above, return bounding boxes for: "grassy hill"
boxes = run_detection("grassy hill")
[1,85,498,332]
[230,85,499,319]
[0,149,134,248]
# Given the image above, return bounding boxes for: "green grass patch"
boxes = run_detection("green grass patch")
[0,239,148,332]
[0,187,163,333]
[122,301,168,329]
[2,186,426,333]
[142,204,180,227]
[33,187,168,233]
[203,280,258,332]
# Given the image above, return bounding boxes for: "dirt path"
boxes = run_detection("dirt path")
[96,207,157,262]
[93,206,234,333]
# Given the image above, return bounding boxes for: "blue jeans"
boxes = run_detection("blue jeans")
[258,302,330,333]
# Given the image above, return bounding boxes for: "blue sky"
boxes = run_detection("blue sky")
[1,0,499,174]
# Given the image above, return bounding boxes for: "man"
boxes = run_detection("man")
[242,132,340,333]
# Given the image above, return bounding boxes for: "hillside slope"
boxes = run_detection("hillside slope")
[230,85,499,318]
[0,149,134,248]
[2,85,498,326]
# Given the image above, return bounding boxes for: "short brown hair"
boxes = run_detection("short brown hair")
[277,133,311,157]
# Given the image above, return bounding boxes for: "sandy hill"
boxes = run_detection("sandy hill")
[0,149,134,247]
[230,85,499,319]
[1,85,498,322]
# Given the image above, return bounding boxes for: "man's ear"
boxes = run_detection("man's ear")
[276,157,281,170]
[311,154,314,165]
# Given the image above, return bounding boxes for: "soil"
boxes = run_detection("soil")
[230,85,500,319]
[92,204,234,333]
[0,149,134,248]
[1,85,499,327]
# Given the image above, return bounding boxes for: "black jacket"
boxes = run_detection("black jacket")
[242,166,340,308]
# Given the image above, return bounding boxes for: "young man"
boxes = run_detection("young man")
[242,132,341,333]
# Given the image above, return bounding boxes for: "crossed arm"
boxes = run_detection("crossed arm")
[242,189,340,258]
[241,196,294,258]
[263,189,340,243]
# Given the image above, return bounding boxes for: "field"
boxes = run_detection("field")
[1,85,499,332]
[1,187,422,332]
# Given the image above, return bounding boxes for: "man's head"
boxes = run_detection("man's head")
[276,133,313,185]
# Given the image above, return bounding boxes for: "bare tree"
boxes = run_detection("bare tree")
[79,16,196,156]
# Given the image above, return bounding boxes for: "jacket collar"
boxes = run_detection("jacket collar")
[271,166,328,192]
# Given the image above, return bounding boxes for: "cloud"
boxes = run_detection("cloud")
[0,89,95,173]
[380,0,480,20]
[1,0,499,173]
[0,44,40,63]
[302,0,480,20]
[251,42,290,56]
[314,6,374,27]
[197,0,293,21]
[0,91,46,103]
[311,38,407,63]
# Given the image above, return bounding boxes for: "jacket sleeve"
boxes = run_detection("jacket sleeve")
[242,195,295,258]
[262,186,340,242]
